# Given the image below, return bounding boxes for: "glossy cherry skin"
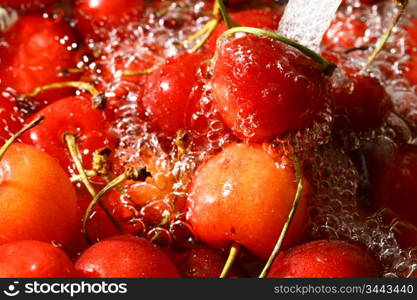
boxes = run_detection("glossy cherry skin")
[323,15,368,51]
[333,71,393,132]
[187,143,310,259]
[0,0,56,10]
[212,35,329,142]
[74,0,146,39]
[21,96,117,175]
[0,143,78,247]
[75,235,180,278]
[0,240,75,278]
[142,53,207,135]
[0,96,22,146]
[0,15,80,106]
[372,145,417,228]
[205,8,282,53]
[268,240,378,278]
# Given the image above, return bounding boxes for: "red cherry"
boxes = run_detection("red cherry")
[187,143,310,259]
[21,96,117,175]
[75,235,180,278]
[212,34,330,142]
[372,145,417,228]
[0,240,75,278]
[0,0,56,10]
[405,19,417,85]
[268,240,378,278]
[323,15,368,51]
[0,15,80,106]
[333,70,393,132]
[0,143,78,247]
[142,53,207,135]
[0,96,22,146]
[205,8,282,53]
[172,244,236,278]
[74,0,146,39]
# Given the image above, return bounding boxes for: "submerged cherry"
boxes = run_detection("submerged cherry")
[268,240,378,278]
[333,69,393,132]
[75,235,180,278]
[0,0,56,10]
[0,240,75,278]
[187,143,309,259]
[212,33,330,142]
[0,15,80,106]
[74,0,146,39]
[142,53,207,135]
[372,145,417,228]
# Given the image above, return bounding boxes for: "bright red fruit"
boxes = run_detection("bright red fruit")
[333,70,393,132]
[0,15,80,105]
[0,240,75,278]
[21,96,116,175]
[187,143,310,259]
[142,53,207,135]
[74,0,146,39]
[372,145,417,228]
[268,240,378,278]
[0,143,78,247]
[0,96,22,146]
[212,35,329,142]
[75,235,180,278]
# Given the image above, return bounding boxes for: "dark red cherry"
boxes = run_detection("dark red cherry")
[21,96,117,175]
[142,53,207,135]
[212,34,330,142]
[372,145,417,228]
[205,8,282,53]
[0,95,23,146]
[74,0,146,39]
[0,15,80,106]
[268,240,378,278]
[333,69,393,132]
[171,244,236,278]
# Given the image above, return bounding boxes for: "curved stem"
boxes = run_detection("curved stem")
[258,156,304,278]
[0,115,44,161]
[366,0,408,66]
[122,65,159,77]
[220,242,240,278]
[82,167,151,237]
[216,0,238,29]
[70,170,97,182]
[221,27,337,75]
[64,133,123,241]
[21,81,101,98]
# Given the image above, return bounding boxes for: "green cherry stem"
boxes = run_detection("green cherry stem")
[220,27,337,76]
[0,115,45,161]
[20,81,105,109]
[220,242,240,278]
[366,0,408,66]
[82,166,151,237]
[216,0,238,29]
[258,156,304,278]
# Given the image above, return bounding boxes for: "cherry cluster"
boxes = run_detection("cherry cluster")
[0,0,416,278]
